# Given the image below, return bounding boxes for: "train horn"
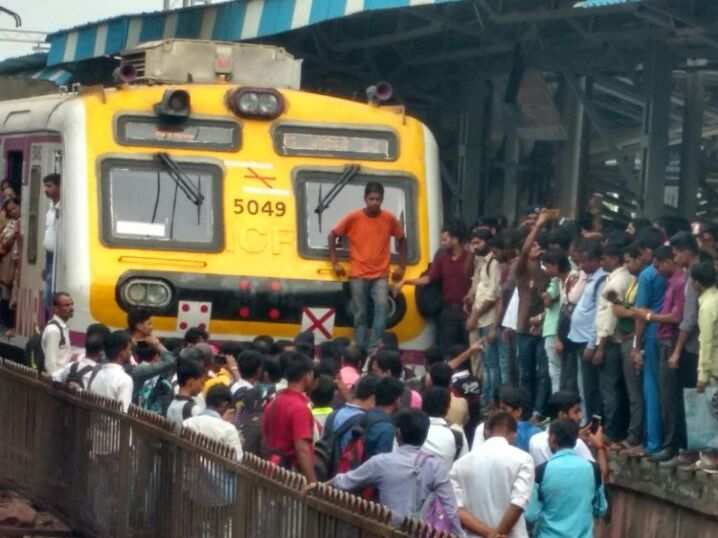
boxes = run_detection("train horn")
[113,62,137,84]
[366,82,393,105]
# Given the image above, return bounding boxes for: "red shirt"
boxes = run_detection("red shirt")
[262,388,314,467]
[332,209,404,279]
[428,249,473,306]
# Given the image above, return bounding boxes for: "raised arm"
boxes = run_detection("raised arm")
[517,211,549,276]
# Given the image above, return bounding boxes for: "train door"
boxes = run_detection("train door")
[15,139,61,338]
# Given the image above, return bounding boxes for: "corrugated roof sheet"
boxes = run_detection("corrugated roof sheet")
[45,0,462,67]
[574,0,643,8]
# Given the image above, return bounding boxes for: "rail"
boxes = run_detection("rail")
[0,359,455,538]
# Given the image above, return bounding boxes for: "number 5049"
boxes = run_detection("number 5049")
[233,199,287,217]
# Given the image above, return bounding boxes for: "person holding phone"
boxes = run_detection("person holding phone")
[593,243,635,444]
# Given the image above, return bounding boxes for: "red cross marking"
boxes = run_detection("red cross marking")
[303,308,335,340]
[244,167,276,189]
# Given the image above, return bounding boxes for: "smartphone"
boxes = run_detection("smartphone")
[590,415,603,434]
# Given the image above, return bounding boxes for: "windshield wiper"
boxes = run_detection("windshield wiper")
[156,152,205,207]
[314,164,360,232]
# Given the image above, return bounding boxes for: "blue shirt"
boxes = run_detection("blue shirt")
[516,421,541,453]
[526,449,608,538]
[330,445,464,534]
[635,264,667,340]
[364,408,395,459]
[568,268,607,348]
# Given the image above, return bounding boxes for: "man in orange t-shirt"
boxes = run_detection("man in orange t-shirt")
[329,182,407,351]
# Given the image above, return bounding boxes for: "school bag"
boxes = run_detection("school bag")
[409,451,452,533]
[314,411,368,481]
[25,320,65,373]
[444,425,464,461]
[138,375,174,415]
[232,385,267,455]
[64,362,96,391]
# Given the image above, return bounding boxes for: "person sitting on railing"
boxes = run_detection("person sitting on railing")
[87,330,134,412]
[51,323,109,390]
[326,408,465,535]
[166,358,205,430]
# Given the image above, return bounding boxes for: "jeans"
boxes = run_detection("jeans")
[479,326,501,407]
[621,338,644,445]
[564,341,587,422]
[642,331,663,453]
[581,349,603,423]
[350,278,388,352]
[497,335,513,387]
[438,305,467,350]
[544,336,561,394]
[516,333,550,416]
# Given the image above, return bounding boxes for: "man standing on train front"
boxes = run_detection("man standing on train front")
[329,182,407,353]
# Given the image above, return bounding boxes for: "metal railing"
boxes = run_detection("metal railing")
[0,359,455,538]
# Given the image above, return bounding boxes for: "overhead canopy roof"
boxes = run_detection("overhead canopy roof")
[0,52,72,86]
[575,0,641,7]
[45,0,461,66]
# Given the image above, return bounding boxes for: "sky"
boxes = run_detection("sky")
[0,1,184,60]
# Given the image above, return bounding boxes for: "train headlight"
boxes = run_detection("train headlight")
[122,279,172,308]
[227,88,284,119]
[154,89,191,121]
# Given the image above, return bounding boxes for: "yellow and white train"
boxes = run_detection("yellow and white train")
[0,41,441,352]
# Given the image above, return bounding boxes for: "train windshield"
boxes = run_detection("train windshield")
[100,158,223,251]
[296,170,418,261]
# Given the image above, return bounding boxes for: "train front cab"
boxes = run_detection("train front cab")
[82,84,440,349]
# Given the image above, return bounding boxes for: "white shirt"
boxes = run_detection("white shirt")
[230,378,253,397]
[183,410,244,461]
[471,422,487,451]
[450,436,534,538]
[88,362,134,412]
[422,416,469,469]
[166,396,201,429]
[43,200,59,253]
[502,288,519,330]
[41,315,72,375]
[528,430,595,466]
[595,265,635,344]
[51,353,97,387]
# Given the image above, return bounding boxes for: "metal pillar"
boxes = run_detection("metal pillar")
[556,77,587,218]
[502,131,520,224]
[639,42,673,219]
[678,73,704,218]
[457,80,489,225]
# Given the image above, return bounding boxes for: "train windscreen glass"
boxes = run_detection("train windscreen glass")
[274,125,397,161]
[116,116,240,151]
[295,170,418,262]
[100,159,223,252]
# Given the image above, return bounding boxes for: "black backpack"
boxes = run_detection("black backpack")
[233,385,267,455]
[444,425,464,461]
[65,363,95,390]
[415,266,442,318]
[25,320,66,373]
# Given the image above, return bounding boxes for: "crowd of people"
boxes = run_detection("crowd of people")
[26,181,718,537]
